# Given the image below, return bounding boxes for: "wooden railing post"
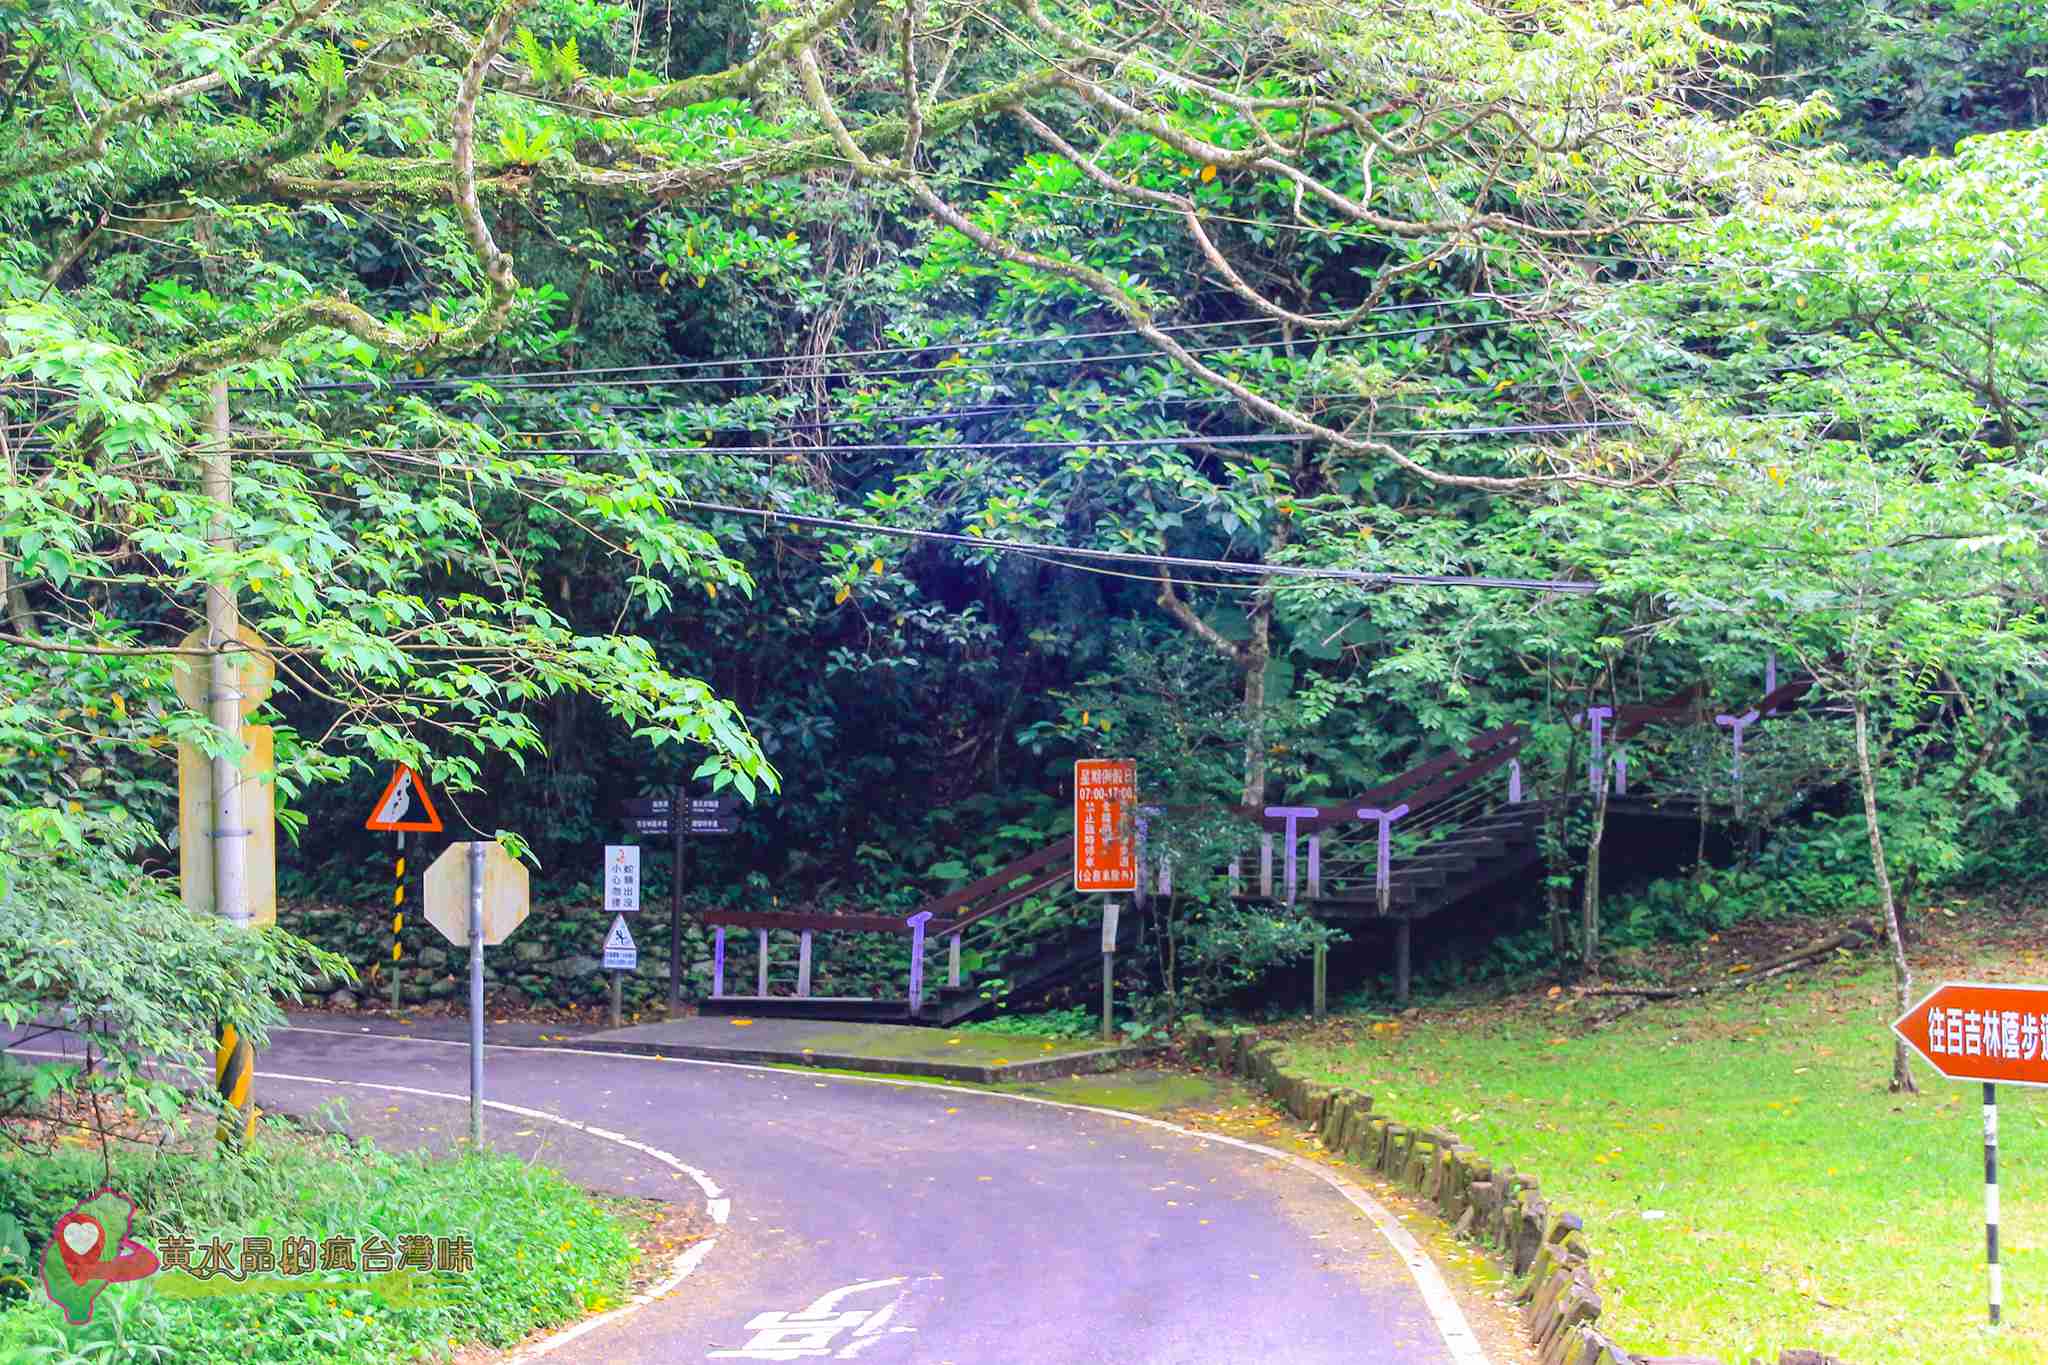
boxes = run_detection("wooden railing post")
[1356,804,1411,917]
[1306,836,1321,901]
[1265,806,1318,905]
[948,931,962,989]
[797,929,813,998]
[757,928,769,997]
[1259,833,1274,898]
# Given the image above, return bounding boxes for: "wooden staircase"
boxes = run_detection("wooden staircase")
[694,673,1822,1024]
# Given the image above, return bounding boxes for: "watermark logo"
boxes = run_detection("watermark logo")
[40,1190,160,1325]
[5,1192,467,1321]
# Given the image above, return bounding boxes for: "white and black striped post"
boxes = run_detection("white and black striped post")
[1986,1081,2002,1326]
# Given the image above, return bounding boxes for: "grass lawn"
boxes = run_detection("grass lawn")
[1282,907,2048,1365]
[0,1122,644,1363]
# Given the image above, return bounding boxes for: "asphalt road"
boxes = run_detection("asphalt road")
[12,1024,1484,1364]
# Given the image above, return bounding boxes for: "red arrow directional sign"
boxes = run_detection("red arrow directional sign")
[1892,981,2048,1087]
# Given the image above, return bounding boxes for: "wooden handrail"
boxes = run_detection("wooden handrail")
[912,835,1076,920]
[943,862,1075,934]
[702,909,953,934]
[1285,722,1527,831]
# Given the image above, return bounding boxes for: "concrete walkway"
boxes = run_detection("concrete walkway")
[287,1008,1153,1083]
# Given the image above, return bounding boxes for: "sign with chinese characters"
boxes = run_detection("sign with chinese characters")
[603,915,637,971]
[1073,760,1138,894]
[1893,981,2048,1087]
[622,814,740,836]
[620,795,737,817]
[603,845,641,913]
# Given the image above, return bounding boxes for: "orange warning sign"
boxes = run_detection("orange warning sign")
[365,764,443,833]
[1074,759,1138,894]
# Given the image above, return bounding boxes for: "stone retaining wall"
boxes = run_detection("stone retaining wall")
[1177,1021,1850,1365]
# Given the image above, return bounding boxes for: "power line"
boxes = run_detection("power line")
[302,443,1602,595]
[176,418,1647,465]
[282,294,1544,390]
[288,317,1519,395]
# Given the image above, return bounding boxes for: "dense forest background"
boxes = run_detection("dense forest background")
[5,0,2048,1018]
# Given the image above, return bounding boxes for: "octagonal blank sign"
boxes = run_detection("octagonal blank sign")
[423,841,530,947]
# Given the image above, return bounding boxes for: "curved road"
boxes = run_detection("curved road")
[19,1024,1491,1363]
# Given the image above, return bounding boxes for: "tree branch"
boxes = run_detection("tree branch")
[1155,568,1247,666]
[0,0,342,195]
[142,0,529,396]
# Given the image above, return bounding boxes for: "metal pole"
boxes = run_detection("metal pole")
[467,841,484,1147]
[1987,1081,2002,1326]
[669,784,685,1014]
[204,376,254,1148]
[1312,939,1327,1022]
[1101,951,1114,1042]
[1101,895,1116,1041]
[391,830,405,1010]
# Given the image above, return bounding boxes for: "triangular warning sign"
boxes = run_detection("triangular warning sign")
[365,764,443,833]
[604,916,635,953]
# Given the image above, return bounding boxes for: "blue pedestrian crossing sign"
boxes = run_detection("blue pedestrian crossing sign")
[602,915,637,971]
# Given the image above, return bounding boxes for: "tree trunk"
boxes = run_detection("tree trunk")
[1546,722,1586,966]
[1692,777,1710,882]
[1853,696,1918,1096]
[1582,764,1610,976]
[1239,583,1271,808]
[0,424,35,637]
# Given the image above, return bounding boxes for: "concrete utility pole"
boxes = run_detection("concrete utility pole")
[205,379,256,1145]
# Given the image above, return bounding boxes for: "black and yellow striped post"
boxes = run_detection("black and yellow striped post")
[214,1022,255,1147]
[391,830,406,1009]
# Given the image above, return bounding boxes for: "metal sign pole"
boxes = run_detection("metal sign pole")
[467,841,484,1147]
[670,784,686,1014]
[1100,897,1119,1042]
[390,830,405,1010]
[1987,1081,2002,1326]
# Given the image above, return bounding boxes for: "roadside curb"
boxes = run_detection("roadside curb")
[557,1033,1160,1083]
[1177,1020,1855,1365]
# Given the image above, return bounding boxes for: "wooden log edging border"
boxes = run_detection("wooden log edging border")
[1176,1021,1852,1365]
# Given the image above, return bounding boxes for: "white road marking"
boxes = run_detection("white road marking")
[710,1276,919,1360]
[275,1024,1491,1364]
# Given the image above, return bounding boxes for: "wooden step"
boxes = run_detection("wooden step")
[699,995,915,1023]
